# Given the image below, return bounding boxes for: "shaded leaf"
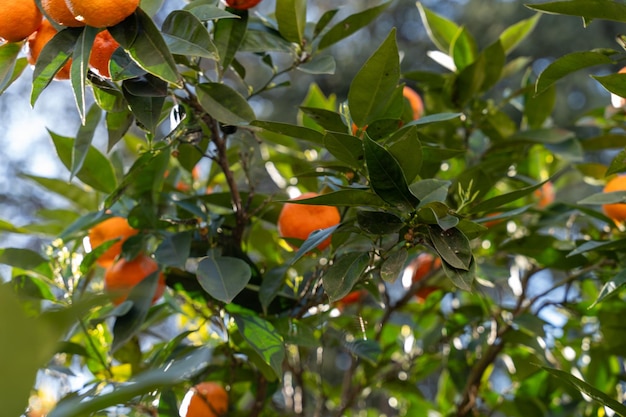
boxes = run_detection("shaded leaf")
[197,256,252,303]
[318,2,390,50]
[323,252,369,302]
[428,225,472,271]
[197,82,255,125]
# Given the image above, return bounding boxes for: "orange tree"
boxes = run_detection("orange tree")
[3,0,626,416]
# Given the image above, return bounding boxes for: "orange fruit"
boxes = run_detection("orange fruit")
[89,30,119,78]
[403,86,424,121]
[104,253,166,305]
[534,181,555,209]
[337,289,367,309]
[27,19,72,80]
[41,0,84,27]
[277,192,341,251]
[410,253,442,302]
[65,0,139,28]
[182,382,229,417]
[483,212,503,228]
[88,216,139,267]
[225,0,262,10]
[0,0,42,42]
[602,175,626,225]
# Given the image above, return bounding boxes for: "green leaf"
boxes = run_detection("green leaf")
[197,82,255,125]
[590,270,626,308]
[578,190,626,205]
[161,10,218,59]
[49,131,117,193]
[72,104,103,180]
[417,2,460,52]
[348,29,399,127]
[344,339,381,365]
[381,248,408,282]
[229,305,285,380]
[450,26,477,71]
[313,9,338,39]
[0,248,51,278]
[0,42,22,93]
[281,189,387,208]
[525,84,556,129]
[122,75,167,134]
[276,0,306,44]
[155,232,192,268]
[0,219,28,234]
[468,179,550,214]
[240,28,294,53]
[106,110,134,151]
[428,225,472,271]
[112,272,163,352]
[322,252,370,302]
[318,2,391,51]
[593,72,626,99]
[22,174,96,210]
[607,148,626,176]
[300,107,347,132]
[356,210,404,235]
[401,112,462,128]
[31,28,80,105]
[49,347,212,417]
[440,254,475,291]
[288,225,339,265]
[251,120,324,145]
[499,14,541,54]
[363,135,418,210]
[480,40,506,92]
[410,179,451,206]
[542,367,626,416]
[259,266,287,314]
[535,50,617,95]
[197,256,252,303]
[387,126,422,183]
[297,55,336,75]
[184,3,240,21]
[214,10,247,70]
[108,8,181,86]
[527,0,626,23]
[71,26,98,123]
[324,132,364,168]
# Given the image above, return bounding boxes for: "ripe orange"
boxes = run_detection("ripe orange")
[410,253,442,302]
[88,216,139,267]
[41,0,84,27]
[27,19,72,80]
[225,0,262,10]
[534,181,555,208]
[182,382,229,417]
[277,192,341,251]
[602,175,626,225]
[337,289,367,309]
[89,30,119,78]
[104,253,166,305]
[65,0,139,28]
[402,86,424,121]
[0,0,42,42]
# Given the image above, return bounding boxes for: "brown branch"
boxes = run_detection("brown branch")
[249,374,268,417]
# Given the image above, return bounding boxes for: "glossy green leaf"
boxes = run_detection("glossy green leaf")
[197,82,255,125]
[161,10,218,59]
[276,0,306,44]
[525,84,556,129]
[345,339,381,365]
[252,120,324,145]
[590,270,626,308]
[155,232,192,268]
[348,29,399,127]
[31,27,80,105]
[197,256,252,303]
[593,72,626,99]
[387,126,422,183]
[468,179,549,213]
[527,0,626,23]
[417,2,460,53]
[300,107,347,132]
[429,225,472,271]
[401,112,462,128]
[122,75,167,133]
[297,55,336,75]
[356,210,404,235]
[281,189,387,208]
[0,248,51,277]
[106,110,134,151]
[363,135,418,210]
[499,14,541,54]
[288,225,339,265]
[535,50,617,95]
[318,2,390,50]
[184,3,239,20]
[381,248,408,283]
[49,131,117,193]
[108,9,181,86]
[72,104,102,181]
[410,179,451,206]
[578,190,626,205]
[214,10,247,70]
[324,132,364,168]
[111,272,163,352]
[607,148,626,176]
[323,252,370,302]
[450,26,477,71]
[0,42,22,93]
[21,174,96,210]
[313,9,338,39]
[229,305,285,380]
[70,26,97,123]
[240,29,293,53]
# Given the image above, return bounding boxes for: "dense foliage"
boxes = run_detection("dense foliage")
[2,0,626,416]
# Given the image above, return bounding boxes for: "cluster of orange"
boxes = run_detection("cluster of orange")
[0,0,133,80]
[88,216,165,305]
